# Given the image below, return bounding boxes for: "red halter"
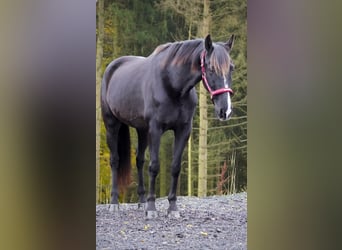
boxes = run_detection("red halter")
[200,51,234,99]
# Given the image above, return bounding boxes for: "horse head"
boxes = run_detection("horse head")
[201,34,235,121]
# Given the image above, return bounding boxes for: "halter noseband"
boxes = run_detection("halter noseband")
[200,51,234,99]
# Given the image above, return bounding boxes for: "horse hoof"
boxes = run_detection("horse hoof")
[145,210,158,219]
[109,204,119,212]
[168,210,180,218]
[138,203,146,210]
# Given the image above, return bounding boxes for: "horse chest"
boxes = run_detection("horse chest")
[151,102,195,130]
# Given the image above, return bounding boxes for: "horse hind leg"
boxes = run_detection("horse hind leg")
[136,129,148,209]
[102,111,121,212]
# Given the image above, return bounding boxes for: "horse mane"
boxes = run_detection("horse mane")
[150,39,231,76]
[209,44,231,76]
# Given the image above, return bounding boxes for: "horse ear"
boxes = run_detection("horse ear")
[205,34,213,53]
[225,34,235,52]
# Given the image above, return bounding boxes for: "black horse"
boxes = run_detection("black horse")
[101,34,235,218]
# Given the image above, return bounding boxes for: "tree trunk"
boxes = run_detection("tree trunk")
[159,139,167,197]
[187,135,192,196]
[187,23,192,197]
[112,6,119,58]
[197,0,210,197]
[96,0,104,203]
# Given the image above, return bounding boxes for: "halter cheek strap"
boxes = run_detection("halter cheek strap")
[200,51,234,99]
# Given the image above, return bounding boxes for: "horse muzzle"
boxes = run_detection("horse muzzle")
[217,107,232,121]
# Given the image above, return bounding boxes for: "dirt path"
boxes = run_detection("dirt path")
[96,192,247,250]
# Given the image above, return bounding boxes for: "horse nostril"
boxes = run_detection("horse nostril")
[219,109,226,119]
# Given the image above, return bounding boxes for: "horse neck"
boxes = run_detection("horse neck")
[165,54,203,97]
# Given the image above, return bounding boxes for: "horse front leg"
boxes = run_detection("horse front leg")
[168,125,192,218]
[136,129,148,208]
[145,124,162,219]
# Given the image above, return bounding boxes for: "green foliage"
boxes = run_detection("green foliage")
[97,0,247,203]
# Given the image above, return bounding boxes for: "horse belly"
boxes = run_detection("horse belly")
[123,116,147,129]
[111,101,147,129]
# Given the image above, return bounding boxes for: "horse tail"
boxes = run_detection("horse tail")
[117,124,132,190]
[101,59,132,191]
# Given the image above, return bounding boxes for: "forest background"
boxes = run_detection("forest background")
[96,0,247,204]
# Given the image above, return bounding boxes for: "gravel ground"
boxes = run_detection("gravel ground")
[96,192,247,250]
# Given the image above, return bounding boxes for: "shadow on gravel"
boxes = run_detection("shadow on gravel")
[96,192,247,250]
